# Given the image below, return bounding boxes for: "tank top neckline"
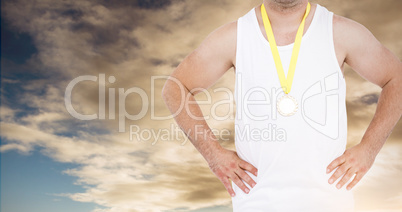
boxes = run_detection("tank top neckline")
[251,3,321,51]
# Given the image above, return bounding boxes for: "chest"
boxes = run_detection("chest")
[260,27,345,73]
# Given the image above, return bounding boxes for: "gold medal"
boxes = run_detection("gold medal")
[261,2,311,116]
[277,94,298,116]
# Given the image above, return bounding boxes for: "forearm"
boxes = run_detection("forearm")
[162,80,223,163]
[359,77,402,156]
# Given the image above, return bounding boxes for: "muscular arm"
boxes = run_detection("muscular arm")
[162,21,236,160]
[162,21,258,196]
[327,15,402,190]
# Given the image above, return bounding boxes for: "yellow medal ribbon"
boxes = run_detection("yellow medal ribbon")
[261,2,311,94]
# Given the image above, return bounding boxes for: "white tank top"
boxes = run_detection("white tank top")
[232,3,354,212]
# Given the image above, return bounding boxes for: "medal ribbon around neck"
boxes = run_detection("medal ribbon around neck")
[261,2,311,94]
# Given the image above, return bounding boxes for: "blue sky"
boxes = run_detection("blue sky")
[1,16,98,211]
[1,150,99,212]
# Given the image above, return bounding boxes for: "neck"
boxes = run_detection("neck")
[262,0,309,28]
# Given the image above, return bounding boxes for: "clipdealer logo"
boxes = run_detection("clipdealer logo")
[64,71,342,141]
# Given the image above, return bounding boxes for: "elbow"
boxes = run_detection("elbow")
[161,80,172,103]
[162,77,191,105]
[161,78,180,103]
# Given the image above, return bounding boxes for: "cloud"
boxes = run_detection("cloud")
[354,143,402,211]
[359,93,379,105]
[1,119,232,211]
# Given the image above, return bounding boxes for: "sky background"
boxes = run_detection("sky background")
[1,0,401,212]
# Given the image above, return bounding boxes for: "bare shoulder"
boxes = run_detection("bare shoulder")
[194,20,238,68]
[168,20,238,94]
[333,13,366,31]
[332,14,379,60]
[332,14,401,87]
